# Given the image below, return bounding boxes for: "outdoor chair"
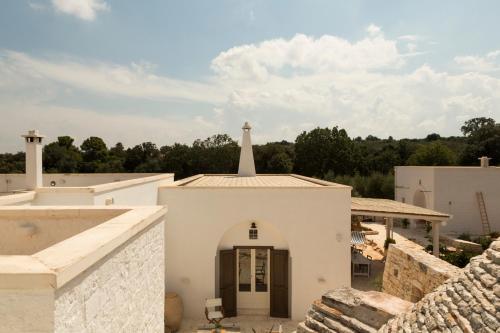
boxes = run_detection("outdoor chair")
[205,298,225,325]
[351,231,367,253]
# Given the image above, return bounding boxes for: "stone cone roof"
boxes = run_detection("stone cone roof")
[297,288,413,333]
[379,240,500,333]
[298,240,500,333]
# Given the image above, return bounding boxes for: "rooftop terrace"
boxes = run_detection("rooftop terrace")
[172,174,349,188]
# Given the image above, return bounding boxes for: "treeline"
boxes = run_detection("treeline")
[0,117,498,199]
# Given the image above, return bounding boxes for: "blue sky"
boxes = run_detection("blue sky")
[1,0,500,151]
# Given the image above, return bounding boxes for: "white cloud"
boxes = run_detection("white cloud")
[398,35,420,41]
[51,0,109,21]
[29,2,46,11]
[0,51,225,103]
[366,24,382,37]
[1,25,499,152]
[211,32,403,81]
[454,50,500,72]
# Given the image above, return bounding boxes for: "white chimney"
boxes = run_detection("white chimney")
[238,122,256,177]
[479,156,490,168]
[22,130,45,190]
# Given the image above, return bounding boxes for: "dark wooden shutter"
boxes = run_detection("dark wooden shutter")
[270,249,289,318]
[219,249,237,317]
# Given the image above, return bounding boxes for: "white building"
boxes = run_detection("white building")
[395,160,500,236]
[0,127,451,332]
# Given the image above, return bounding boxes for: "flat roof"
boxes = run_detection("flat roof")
[171,174,348,188]
[351,197,451,221]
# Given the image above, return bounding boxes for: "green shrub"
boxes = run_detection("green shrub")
[401,219,409,229]
[458,233,472,241]
[442,251,475,268]
[490,231,500,239]
[473,236,493,250]
[384,238,396,249]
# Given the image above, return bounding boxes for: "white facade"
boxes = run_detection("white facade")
[0,206,166,333]
[159,175,351,320]
[395,166,500,235]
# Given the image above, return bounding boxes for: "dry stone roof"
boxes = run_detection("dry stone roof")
[298,240,500,333]
[379,239,500,333]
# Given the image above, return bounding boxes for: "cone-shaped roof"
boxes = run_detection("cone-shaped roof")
[238,122,256,177]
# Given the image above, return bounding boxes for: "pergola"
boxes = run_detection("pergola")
[351,197,452,257]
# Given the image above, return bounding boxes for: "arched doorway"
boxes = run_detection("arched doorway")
[215,221,290,318]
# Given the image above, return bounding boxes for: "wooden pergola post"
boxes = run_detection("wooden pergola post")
[385,217,393,240]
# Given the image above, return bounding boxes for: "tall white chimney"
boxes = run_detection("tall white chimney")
[22,130,45,190]
[238,122,256,177]
[479,156,490,168]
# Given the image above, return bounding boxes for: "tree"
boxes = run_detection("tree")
[190,134,239,174]
[459,117,500,165]
[80,137,109,172]
[160,143,192,179]
[124,142,161,172]
[43,136,82,173]
[407,142,456,166]
[0,152,25,173]
[294,127,354,178]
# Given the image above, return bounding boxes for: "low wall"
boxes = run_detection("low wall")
[54,220,165,332]
[382,243,461,302]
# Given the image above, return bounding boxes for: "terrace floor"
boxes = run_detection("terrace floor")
[178,316,299,333]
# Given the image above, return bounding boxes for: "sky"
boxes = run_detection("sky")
[1,0,500,152]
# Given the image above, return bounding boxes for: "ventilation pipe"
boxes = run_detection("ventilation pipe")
[21,130,45,190]
[237,122,256,177]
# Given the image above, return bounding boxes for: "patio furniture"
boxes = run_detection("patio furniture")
[205,298,225,325]
[351,251,372,277]
[351,231,367,253]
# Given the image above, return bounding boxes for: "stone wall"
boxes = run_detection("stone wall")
[382,243,461,302]
[380,239,500,332]
[53,220,165,332]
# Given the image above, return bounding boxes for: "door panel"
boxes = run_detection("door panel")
[219,249,237,317]
[270,249,289,318]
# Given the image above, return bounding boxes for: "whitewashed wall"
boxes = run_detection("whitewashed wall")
[0,289,54,332]
[93,176,173,205]
[395,166,500,235]
[434,168,500,235]
[54,220,165,332]
[159,187,351,320]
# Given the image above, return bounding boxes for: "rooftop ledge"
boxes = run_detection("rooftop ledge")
[34,173,174,194]
[163,173,351,189]
[0,205,167,290]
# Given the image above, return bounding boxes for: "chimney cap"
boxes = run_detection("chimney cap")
[21,129,45,139]
[242,122,252,130]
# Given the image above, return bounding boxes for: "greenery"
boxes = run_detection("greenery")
[426,243,476,268]
[1,117,499,199]
[384,238,396,249]
[458,233,472,242]
[401,219,409,229]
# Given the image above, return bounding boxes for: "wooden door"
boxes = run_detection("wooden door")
[270,249,289,318]
[219,249,237,317]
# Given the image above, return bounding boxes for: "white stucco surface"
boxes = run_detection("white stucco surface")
[0,209,125,255]
[395,166,500,235]
[54,220,165,332]
[160,179,351,321]
[0,206,166,333]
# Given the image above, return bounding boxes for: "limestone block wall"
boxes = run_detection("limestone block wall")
[53,220,165,332]
[382,243,461,302]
